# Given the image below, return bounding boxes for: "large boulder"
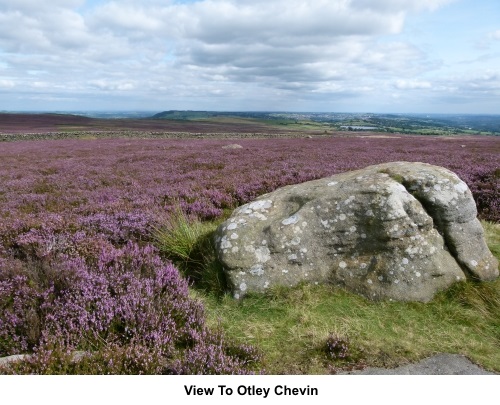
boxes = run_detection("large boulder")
[214,162,498,302]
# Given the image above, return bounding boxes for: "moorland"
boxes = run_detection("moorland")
[0,112,498,374]
[2,111,500,140]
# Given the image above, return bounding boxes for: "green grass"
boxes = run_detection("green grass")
[154,218,500,374]
[483,221,500,258]
[153,208,228,293]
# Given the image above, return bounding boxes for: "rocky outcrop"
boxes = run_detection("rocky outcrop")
[222,144,243,149]
[214,162,498,302]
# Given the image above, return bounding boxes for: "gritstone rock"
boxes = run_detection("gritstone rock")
[222,144,243,149]
[214,162,498,302]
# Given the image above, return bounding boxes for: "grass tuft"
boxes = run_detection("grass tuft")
[153,208,210,263]
[153,208,228,294]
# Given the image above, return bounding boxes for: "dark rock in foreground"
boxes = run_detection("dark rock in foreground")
[215,162,498,301]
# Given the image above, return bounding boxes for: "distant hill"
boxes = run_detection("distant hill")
[151,110,215,120]
[151,110,278,121]
[150,110,500,135]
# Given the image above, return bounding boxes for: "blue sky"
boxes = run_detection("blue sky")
[0,0,499,113]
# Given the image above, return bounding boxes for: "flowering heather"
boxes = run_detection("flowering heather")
[325,333,350,360]
[0,242,260,374]
[0,135,498,373]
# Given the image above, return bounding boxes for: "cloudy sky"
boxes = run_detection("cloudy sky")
[0,0,499,113]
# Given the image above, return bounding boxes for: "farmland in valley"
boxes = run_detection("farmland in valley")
[2,111,500,139]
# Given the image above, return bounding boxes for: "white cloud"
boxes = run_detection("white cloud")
[89,2,167,35]
[175,0,413,59]
[0,0,496,112]
[489,30,500,41]
[350,0,455,12]
[89,79,136,91]
[476,29,500,49]
[0,79,15,88]
[0,5,94,53]
[395,79,432,90]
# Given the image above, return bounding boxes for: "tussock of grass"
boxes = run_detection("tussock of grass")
[153,208,228,293]
[153,208,212,264]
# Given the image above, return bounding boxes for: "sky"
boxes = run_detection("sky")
[0,0,499,113]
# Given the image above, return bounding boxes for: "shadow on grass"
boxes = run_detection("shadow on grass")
[152,208,229,296]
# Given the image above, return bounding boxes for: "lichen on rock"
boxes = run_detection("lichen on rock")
[214,162,498,302]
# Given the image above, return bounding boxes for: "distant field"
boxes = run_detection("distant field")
[152,110,500,135]
[2,112,499,140]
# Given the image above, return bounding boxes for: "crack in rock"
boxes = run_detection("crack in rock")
[215,162,499,301]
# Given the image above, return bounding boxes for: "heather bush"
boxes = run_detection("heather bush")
[467,168,499,223]
[324,333,350,360]
[0,241,259,374]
